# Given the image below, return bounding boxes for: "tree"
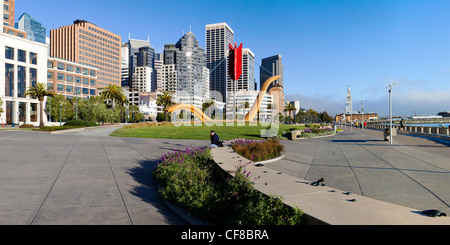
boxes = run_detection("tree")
[202,99,216,112]
[156,91,173,122]
[100,84,125,110]
[284,103,296,124]
[25,82,56,127]
[320,111,333,123]
[0,97,4,116]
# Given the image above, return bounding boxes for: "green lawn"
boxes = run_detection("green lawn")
[110,123,306,140]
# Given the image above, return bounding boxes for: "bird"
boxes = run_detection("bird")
[420,209,447,217]
[310,177,325,186]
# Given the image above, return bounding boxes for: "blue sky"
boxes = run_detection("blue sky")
[14,0,450,116]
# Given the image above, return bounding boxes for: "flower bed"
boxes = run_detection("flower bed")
[300,127,335,138]
[153,147,303,225]
[230,138,285,162]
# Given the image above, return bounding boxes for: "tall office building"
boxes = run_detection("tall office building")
[121,42,129,87]
[162,31,209,99]
[153,52,163,91]
[206,23,234,103]
[126,38,154,90]
[236,48,255,91]
[50,20,122,89]
[260,54,283,92]
[2,0,14,27]
[15,13,46,44]
[2,0,26,38]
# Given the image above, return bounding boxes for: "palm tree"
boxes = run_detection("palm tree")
[25,82,56,128]
[284,103,296,124]
[202,99,216,112]
[116,94,128,123]
[100,84,125,110]
[156,91,173,122]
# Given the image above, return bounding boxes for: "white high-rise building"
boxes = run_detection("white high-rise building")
[132,66,152,92]
[226,90,273,122]
[236,48,255,91]
[1,31,48,126]
[206,23,234,103]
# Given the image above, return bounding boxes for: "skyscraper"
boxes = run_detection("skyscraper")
[260,55,283,92]
[206,23,234,103]
[126,39,155,90]
[50,20,122,89]
[162,31,209,99]
[2,0,15,27]
[15,13,46,44]
[237,48,255,91]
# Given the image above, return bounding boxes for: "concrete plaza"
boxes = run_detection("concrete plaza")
[266,126,450,216]
[0,126,208,225]
[0,125,448,224]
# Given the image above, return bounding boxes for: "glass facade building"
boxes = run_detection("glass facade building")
[260,55,284,92]
[15,13,46,44]
[162,31,209,99]
[206,23,234,103]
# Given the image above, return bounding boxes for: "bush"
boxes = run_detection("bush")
[19,124,35,128]
[154,147,303,225]
[230,138,285,162]
[63,120,97,127]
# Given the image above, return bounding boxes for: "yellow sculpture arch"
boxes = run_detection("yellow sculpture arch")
[166,103,212,122]
[165,75,280,122]
[244,75,281,121]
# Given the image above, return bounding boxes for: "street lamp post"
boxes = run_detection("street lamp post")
[361,100,364,135]
[387,82,397,145]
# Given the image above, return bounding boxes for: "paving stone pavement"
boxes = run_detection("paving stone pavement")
[0,125,448,225]
[264,126,450,215]
[0,127,208,225]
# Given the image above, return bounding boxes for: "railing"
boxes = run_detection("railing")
[366,123,450,140]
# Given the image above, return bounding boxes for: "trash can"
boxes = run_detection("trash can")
[384,128,397,141]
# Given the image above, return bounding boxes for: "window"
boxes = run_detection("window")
[30,103,38,122]
[66,65,73,72]
[75,77,81,84]
[90,89,96,96]
[5,46,14,60]
[83,68,89,76]
[90,70,96,77]
[30,52,37,65]
[5,63,14,96]
[47,60,54,68]
[66,75,73,83]
[57,84,65,92]
[47,71,54,80]
[30,68,37,88]
[74,86,81,95]
[82,88,89,95]
[83,78,89,85]
[90,80,96,86]
[18,50,26,62]
[75,67,81,74]
[18,66,26,98]
[66,85,73,93]
[57,62,65,70]
[19,102,26,122]
[47,82,53,90]
[57,73,65,81]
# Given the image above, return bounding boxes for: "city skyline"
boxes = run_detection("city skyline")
[13,0,450,117]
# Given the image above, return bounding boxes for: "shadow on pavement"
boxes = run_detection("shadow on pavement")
[124,158,188,225]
